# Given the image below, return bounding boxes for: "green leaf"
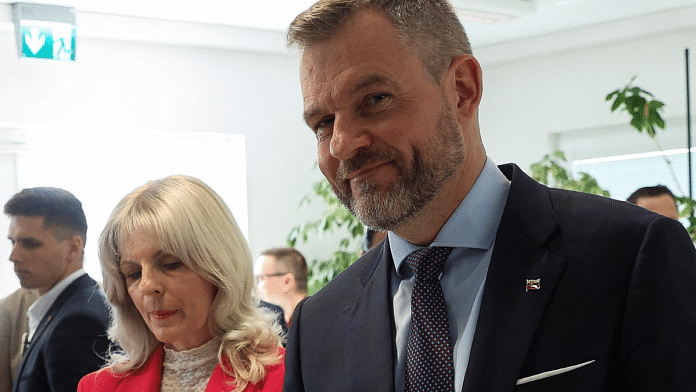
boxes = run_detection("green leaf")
[530,150,610,197]
[610,96,624,111]
[290,175,365,293]
[630,116,644,132]
[649,100,665,111]
[605,90,619,101]
[552,150,567,160]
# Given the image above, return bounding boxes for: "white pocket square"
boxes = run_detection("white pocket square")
[516,360,596,385]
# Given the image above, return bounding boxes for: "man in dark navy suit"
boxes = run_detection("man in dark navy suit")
[6,187,110,392]
[283,1,696,391]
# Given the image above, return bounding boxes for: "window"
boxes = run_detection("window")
[0,124,247,298]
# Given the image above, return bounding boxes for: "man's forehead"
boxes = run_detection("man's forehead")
[8,215,49,238]
[9,215,46,230]
[255,255,276,272]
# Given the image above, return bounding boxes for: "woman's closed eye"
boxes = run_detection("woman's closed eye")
[123,269,141,281]
[163,261,184,271]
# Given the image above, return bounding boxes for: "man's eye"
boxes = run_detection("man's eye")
[22,240,41,249]
[315,117,334,131]
[315,117,334,140]
[366,93,389,106]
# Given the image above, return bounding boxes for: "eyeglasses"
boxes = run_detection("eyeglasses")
[255,272,289,283]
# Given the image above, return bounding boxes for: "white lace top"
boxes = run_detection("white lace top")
[161,338,220,392]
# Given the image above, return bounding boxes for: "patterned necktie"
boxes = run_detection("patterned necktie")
[405,247,455,392]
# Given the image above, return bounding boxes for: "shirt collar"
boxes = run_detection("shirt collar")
[27,268,86,338]
[389,158,510,272]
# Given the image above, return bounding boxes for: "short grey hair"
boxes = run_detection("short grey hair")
[287,0,471,81]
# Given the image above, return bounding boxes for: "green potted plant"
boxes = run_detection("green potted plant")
[286,177,364,295]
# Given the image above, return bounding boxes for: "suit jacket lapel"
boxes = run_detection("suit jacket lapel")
[21,275,95,362]
[342,241,396,392]
[462,164,567,392]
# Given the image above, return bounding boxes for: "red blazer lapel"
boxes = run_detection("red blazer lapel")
[114,345,164,392]
[205,348,286,392]
[205,355,238,392]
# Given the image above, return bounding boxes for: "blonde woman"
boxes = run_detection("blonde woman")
[79,175,284,392]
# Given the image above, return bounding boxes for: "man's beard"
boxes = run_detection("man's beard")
[331,104,465,231]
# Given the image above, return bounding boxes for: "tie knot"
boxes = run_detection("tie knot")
[405,247,453,281]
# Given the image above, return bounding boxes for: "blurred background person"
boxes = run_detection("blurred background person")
[255,248,307,327]
[79,175,283,392]
[0,288,38,391]
[5,187,110,392]
[627,185,679,220]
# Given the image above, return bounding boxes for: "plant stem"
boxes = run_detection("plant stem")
[653,136,686,196]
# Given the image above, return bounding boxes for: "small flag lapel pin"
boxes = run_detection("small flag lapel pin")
[526,278,541,291]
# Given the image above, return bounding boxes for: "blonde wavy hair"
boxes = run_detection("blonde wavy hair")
[99,175,281,391]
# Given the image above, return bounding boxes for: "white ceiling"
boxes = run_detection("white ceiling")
[1,0,696,50]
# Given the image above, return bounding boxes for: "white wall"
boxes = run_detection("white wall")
[1,7,696,296]
[478,26,696,172]
[0,23,326,296]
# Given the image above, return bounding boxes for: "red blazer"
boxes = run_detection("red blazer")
[78,345,284,392]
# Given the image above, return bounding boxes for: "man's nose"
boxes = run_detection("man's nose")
[9,243,20,263]
[329,115,373,161]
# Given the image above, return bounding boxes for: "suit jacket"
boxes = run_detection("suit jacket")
[283,163,696,392]
[11,274,111,392]
[78,345,285,392]
[0,288,38,391]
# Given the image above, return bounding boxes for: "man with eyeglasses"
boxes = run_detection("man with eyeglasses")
[254,247,308,327]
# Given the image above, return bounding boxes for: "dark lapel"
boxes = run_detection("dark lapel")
[20,274,97,361]
[462,164,568,392]
[342,240,396,391]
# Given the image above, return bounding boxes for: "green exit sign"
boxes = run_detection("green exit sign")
[19,21,75,60]
[13,3,76,61]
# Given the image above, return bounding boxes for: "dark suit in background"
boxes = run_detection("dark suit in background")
[12,274,110,392]
[284,164,696,391]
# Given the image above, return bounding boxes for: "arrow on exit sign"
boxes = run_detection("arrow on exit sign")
[19,21,75,61]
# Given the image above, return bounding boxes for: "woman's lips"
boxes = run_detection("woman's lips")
[151,310,177,320]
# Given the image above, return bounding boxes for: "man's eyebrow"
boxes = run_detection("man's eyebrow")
[303,73,396,126]
[350,73,394,96]
[303,106,322,127]
[9,236,38,242]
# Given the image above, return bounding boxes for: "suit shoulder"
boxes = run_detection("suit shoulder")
[302,246,383,309]
[548,188,660,229]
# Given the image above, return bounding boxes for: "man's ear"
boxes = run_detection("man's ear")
[283,274,295,293]
[66,234,84,263]
[445,54,483,119]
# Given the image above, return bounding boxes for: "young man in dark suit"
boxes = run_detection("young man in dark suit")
[283,1,696,391]
[6,187,110,392]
